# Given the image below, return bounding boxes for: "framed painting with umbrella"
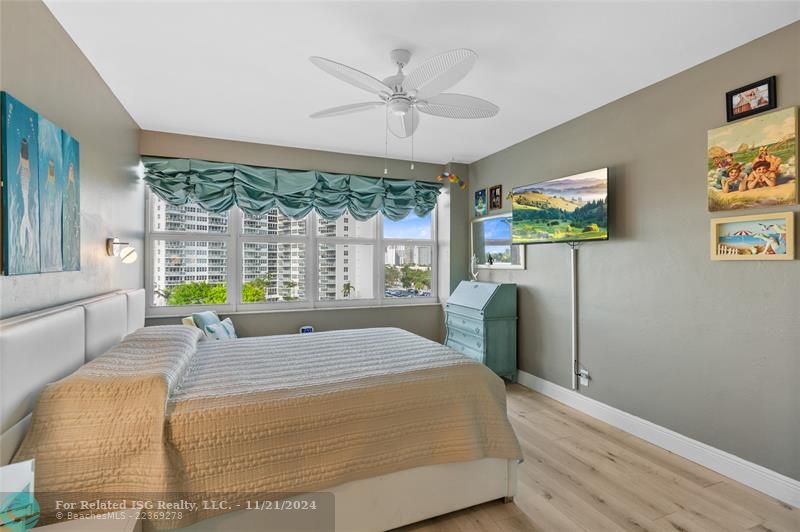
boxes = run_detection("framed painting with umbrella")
[710,211,794,260]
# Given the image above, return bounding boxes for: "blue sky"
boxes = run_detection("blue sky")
[483,218,511,240]
[384,212,432,239]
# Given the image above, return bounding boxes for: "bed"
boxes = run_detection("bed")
[0,290,521,531]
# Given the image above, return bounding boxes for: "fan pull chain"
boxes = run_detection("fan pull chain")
[410,112,415,171]
[384,106,389,175]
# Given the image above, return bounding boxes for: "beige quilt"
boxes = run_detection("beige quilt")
[14,326,522,529]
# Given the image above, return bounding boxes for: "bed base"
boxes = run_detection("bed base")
[175,458,518,532]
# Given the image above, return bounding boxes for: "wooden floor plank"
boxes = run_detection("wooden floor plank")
[393,383,796,532]
[653,510,750,532]
[513,417,680,521]
[708,481,799,532]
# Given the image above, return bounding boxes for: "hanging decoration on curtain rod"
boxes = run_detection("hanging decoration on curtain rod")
[142,157,441,221]
[437,161,466,190]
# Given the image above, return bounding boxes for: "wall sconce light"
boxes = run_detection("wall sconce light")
[106,238,138,264]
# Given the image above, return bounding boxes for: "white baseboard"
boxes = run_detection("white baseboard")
[516,370,800,509]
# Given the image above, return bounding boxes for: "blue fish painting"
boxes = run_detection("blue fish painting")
[62,131,80,271]
[1,92,40,275]
[38,116,64,272]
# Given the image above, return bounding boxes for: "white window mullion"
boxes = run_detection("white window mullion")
[144,191,155,309]
[231,207,243,312]
[376,213,385,305]
[309,212,319,309]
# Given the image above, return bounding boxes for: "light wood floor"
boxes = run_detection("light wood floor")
[396,383,798,532]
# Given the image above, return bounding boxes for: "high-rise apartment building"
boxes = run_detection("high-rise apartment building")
[152,199,374,304]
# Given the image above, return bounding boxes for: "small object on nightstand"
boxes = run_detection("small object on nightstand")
[444,281,517,381]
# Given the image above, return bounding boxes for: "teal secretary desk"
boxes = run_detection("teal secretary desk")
[444,281,518,381]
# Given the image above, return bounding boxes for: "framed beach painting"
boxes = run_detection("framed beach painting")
[707,106,797,212]
[710,212,794,261]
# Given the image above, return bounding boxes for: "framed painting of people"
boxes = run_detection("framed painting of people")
[1,92,41,275]
[489,184,503,211]
[707,107,797,212]
[726,76,776,122]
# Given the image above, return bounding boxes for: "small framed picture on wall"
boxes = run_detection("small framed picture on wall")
[710,211,794,260]
[726,76,776,122]
[489,185,503,210]
[474,189,488,217]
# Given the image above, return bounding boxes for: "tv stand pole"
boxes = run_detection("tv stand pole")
[567,242,580,390]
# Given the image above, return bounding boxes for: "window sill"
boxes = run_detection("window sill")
[146,300,443,319]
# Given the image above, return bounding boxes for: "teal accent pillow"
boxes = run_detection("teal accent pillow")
[205,318,237,341]
[191,311,220,332]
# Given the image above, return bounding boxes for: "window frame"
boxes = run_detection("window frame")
[145,190,438,317]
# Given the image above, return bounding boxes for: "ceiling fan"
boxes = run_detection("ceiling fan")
[309,48,499,138]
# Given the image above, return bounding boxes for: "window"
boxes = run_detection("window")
[146,191,436,315]
[382,213,434,298]
[318,244,374,301]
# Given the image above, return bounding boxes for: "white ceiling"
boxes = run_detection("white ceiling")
[45,1,799,165]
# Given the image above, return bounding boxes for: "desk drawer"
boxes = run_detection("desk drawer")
[447,328,485,352]
[446,338,485,363]
[444,303,484,321]
[446,313,484,336]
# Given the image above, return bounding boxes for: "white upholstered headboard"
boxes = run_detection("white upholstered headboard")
[0,289,145,465]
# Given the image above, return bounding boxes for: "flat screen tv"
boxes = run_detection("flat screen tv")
[511,168,608,244]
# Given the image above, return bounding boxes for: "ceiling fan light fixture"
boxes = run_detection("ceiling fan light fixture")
[388,98,410,116]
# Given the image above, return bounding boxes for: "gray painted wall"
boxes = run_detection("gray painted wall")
[140,131,468,339]
[0,0,143,318]
[469,22,799,480]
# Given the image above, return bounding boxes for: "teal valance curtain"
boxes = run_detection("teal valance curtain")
[142,157,442,221]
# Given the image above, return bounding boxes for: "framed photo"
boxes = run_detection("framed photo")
[726,76,776,122]
[489,185,503,211]
[707,107,797,212]
[474,188,487,217]
[710,211,794,261]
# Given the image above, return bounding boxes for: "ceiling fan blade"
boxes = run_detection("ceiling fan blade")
[403,49,477,100]
[416,93,499,119]
[310,101,384,119]
[387,108,420,138]
[309,56,392,97]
